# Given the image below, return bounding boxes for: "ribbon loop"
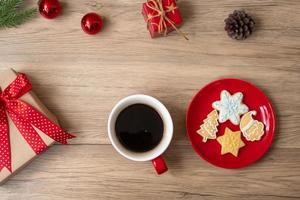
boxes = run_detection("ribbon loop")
[0,73,75,172]
[2,73,32,100]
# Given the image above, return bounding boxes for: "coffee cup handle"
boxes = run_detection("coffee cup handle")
[152,155,168,175]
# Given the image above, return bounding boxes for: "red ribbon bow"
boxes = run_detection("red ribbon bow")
[0,73,75,172]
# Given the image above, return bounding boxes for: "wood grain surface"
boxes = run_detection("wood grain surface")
[0,0,299,199]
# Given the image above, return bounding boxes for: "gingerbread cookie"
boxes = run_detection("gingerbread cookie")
[240,111,265,141]
[217,127,245,157]
[197,110,219,142]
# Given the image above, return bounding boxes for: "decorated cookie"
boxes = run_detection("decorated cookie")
[212,90,249,125]
[197,110,219,142]
[217,127,245,157]
[240,111,265,141]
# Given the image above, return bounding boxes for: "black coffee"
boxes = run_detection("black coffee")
[115,104,164,152]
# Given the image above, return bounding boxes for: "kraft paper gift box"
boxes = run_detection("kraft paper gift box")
[0,69,73,184]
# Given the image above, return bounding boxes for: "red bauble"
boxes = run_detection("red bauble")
[81,13,103,35]
[39,0,61,19]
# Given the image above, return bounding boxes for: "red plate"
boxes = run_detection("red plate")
[186,79,275,169]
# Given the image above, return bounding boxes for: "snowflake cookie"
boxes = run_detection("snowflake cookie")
[212,90,249,125]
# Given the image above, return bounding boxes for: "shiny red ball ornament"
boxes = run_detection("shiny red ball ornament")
[81,13,103,35]
[39,0,61,19]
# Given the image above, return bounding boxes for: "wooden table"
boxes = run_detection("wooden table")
[0,0,299,199]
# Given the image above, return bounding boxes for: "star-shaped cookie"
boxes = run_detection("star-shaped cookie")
[217,128,245,157]
[212,90,248,125]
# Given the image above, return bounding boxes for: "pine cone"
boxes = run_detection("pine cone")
[224,10,255,40]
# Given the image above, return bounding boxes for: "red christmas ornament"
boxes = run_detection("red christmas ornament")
[39,0,61,19]
[81,13,103,35]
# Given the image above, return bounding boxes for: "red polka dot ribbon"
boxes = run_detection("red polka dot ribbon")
[0,73,75,172]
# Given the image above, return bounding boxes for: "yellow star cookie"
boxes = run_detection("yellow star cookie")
[217,128,245,157]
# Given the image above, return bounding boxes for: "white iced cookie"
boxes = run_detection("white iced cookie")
[212,90,249,125]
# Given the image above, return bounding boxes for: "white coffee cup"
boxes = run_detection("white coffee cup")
[107,94,173,174]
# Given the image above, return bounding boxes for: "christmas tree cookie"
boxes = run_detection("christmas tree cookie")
[212,90,249,125]
[217,127,245,157]
[197,110,219,142]
[240,111,265,141]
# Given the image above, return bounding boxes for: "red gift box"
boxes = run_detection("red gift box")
[142,0,186,39]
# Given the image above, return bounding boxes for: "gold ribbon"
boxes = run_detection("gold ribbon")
[146,0,188,40]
